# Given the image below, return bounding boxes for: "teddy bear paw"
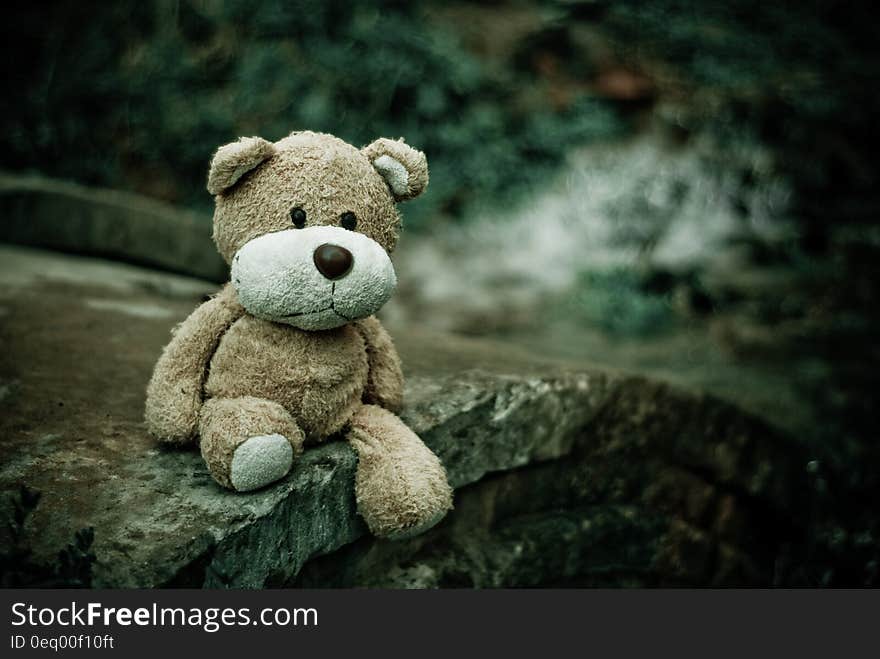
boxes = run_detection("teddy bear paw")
[229,434,294,492]
[383,508,449,541]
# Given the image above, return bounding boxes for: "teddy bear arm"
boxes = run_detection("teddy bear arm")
[353,316,404,413]
[145,283,244,444]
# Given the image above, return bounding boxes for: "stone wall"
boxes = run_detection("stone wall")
[0,244,806,587]
[0,173,224,281]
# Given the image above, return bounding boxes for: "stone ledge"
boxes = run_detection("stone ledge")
[0,245,806,587]
[0,173,224,281]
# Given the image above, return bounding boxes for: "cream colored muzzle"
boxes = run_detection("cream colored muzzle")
[230,226,397,330]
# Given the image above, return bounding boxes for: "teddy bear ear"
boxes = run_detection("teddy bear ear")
[207,136,276,195]
[361,138,429,202]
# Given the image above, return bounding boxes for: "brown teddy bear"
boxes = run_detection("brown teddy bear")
[145,131,453,539]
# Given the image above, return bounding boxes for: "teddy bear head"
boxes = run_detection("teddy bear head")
[207,131,428,330]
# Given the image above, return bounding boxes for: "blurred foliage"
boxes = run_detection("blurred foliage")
[598,0,880,243]
[569,268,673,336]
[2,0,878,233]
[0,0,625,226]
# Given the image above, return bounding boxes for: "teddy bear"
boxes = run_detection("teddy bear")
[144,131,453,539]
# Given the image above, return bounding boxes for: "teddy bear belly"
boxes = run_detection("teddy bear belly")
[203,315,369,441]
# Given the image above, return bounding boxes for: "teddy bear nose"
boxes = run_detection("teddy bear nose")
[313,243,353,280]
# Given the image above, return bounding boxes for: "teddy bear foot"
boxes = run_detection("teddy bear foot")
[229,434,294,492]
[199,396,304,491]
[347,405,453,539]
[383,509,448,541]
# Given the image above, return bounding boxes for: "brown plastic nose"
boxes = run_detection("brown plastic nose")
[313,243,353,280]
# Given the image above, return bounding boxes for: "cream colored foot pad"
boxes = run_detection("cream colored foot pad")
[230,434,293,492]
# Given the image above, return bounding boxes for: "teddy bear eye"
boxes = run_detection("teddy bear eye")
[340,212,357,231]
[290,207,307,228]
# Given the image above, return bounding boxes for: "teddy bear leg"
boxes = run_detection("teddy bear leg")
[347,404,453,539]
[199,396,304,492]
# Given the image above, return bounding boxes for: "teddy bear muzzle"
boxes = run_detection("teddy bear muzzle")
[230,225,397,331]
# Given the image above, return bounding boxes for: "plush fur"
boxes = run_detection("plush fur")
[145,130,452,539]
[348,405,452,539]
[144,283,244,445]
[211,132,405,261]
[200,396,303,490]
[231,225,397,330]
[361,137,429,202]
[206,136,276,196]
[229,434,295,492]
